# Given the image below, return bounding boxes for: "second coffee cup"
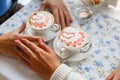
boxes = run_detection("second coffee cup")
[26,11,60,42]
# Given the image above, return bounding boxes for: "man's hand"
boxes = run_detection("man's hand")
[106,65,120,80]
[0,23,41,57]
[40,0,72,29]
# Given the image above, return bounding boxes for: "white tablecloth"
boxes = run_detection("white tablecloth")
[0,0,120,80]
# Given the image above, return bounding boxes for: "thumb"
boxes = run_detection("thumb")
[16,23,26,33]
[39,2,46,11]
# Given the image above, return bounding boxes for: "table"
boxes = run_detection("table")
[0,0,120,80]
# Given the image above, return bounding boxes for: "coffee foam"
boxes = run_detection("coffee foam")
[28,11,54,29]
[59,27,87,49]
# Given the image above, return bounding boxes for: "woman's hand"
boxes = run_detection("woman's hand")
[106,65,120,80]
[14,38,60,80]
[40,0,72,29]
[0,23,41,57]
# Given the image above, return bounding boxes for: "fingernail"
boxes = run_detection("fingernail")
[21,38,25,41]
[14,40,19,44]
[39,38,44,44]
[21,38,24,40]
[40,38,44,42]
[39,39,43,43]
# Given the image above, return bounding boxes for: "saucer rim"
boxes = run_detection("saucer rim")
[53,37,92,62]
[24,27,60,42]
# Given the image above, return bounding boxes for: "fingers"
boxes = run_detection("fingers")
[57,7,72,29]
[39,1,46,11]
[16,34,43,41]
[14,39,47,68]
[62,6,72,27]
[14,46,30,66]
[63,10,70,26]
[52,9,60,25]
[113,76,118,80]
[14,46,30,62]
[63,9,72,27]
[16,23,26,33]
[106,72,114,80]
[59,9,66,29]
[107,74,120,80]
[39,0,72,29]
[56,2,72,29]
[108,73,120,80]
[14,40,35,58]
[19,38,46,57]
[64,7,73,23]
[38,39,54,54]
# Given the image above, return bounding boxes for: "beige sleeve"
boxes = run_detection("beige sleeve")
[50,64,87,80]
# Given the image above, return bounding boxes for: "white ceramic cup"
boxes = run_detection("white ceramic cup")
[81,0,105,7]
[54,26,91,59]
[26,11,60,41]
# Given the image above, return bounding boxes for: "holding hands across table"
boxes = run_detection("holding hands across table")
[0,0,119,80]
[0,23,40,57]
[0,23,86,80]
[14,35,87,80]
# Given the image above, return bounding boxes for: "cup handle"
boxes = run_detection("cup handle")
[49,24,61,32]
[60,46,69,56]
[58,43,74,59]
[80,42,92,53]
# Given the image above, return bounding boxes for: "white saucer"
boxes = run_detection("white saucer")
[53,37,92,62]
[24,27,60,42]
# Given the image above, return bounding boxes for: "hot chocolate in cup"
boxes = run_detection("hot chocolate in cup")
[55,26,91,59]
[26,11,60,41]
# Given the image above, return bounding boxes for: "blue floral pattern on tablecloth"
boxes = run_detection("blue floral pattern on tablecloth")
[70,14,120,80]
[0,0,120,80]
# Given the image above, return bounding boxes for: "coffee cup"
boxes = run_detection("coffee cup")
[54,26,91,59]
[82,0,104,7]
[26,11,60,41]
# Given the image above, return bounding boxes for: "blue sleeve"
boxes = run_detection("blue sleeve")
[0,0,12,16]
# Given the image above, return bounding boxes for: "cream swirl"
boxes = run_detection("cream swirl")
[59,27,87,48]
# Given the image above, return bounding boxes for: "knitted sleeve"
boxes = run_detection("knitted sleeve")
[50,64,87,80]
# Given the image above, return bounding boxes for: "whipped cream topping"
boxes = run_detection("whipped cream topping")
[29,11,54,29]
[59,27,86,48]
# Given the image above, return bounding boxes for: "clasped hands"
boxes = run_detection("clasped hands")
[0,23,60,80]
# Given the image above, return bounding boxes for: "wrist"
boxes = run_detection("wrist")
[50,64,73,80]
